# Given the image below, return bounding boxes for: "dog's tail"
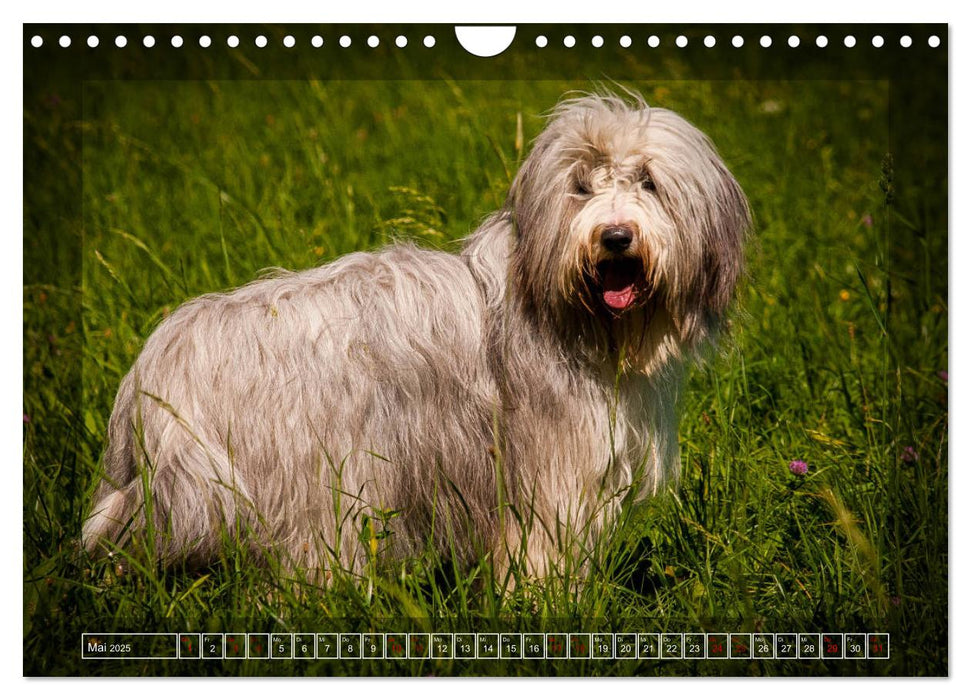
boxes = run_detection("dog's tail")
[82,373,140,556]
[81,483,141,556]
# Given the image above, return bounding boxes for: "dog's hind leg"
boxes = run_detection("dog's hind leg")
[83,434,259,568]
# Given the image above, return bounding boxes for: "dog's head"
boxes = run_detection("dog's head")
[508,92,750,370]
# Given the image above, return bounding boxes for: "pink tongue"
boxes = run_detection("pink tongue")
[602,265,637,310]
[603,285,636,310]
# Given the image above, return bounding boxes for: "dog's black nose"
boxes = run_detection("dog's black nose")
[601,226,634,253]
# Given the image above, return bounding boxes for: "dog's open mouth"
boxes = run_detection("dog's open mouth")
[596,259,644,312]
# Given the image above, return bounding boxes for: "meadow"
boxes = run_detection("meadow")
[23,52,947,675]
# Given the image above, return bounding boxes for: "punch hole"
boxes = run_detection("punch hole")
[227,35,239,48]
[675,35,688,48]
[423,35,436,48]
[171,36,183,48]
[732,35,744,48]
[647,35,660,48]
[844,35,856,48]
[591,35,604,48]
[283,35,295,48]
[455,26,515,57]
[367,35,379,48]
[143,35,155,48]
[900,35,912,47]
[928,35,940,48]
[872,35,884,48]
[619,35,631,48]
[816,36,828,48]
[30,35,43,48]
[760,35,771,48]
[199,35,211,48]
[115,36,127,48]
[87,35,99,48]
[59,35,71,48]
[312,35,324,48]
[535,35,548,48]
[255,35,267,48]
[339,35,351,48]
[703,35,715,48]
[395,35,407,48]
[564,35,576,48]
[788,35,799,48]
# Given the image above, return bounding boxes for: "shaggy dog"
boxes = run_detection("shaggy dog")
[82,92,749,580]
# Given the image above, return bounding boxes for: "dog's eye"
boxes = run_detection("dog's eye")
[573,180,592,196]
[641,177,657,193]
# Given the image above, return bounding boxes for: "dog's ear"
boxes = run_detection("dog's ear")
[695,156,750,328]
[505,124,568,241]
[660,124,751,345]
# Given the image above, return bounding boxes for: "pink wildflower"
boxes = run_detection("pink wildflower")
[788,460,809,476]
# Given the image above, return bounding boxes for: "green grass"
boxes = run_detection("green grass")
[23,76,947,676]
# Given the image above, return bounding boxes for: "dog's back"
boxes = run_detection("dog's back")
[83,243,501,571]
